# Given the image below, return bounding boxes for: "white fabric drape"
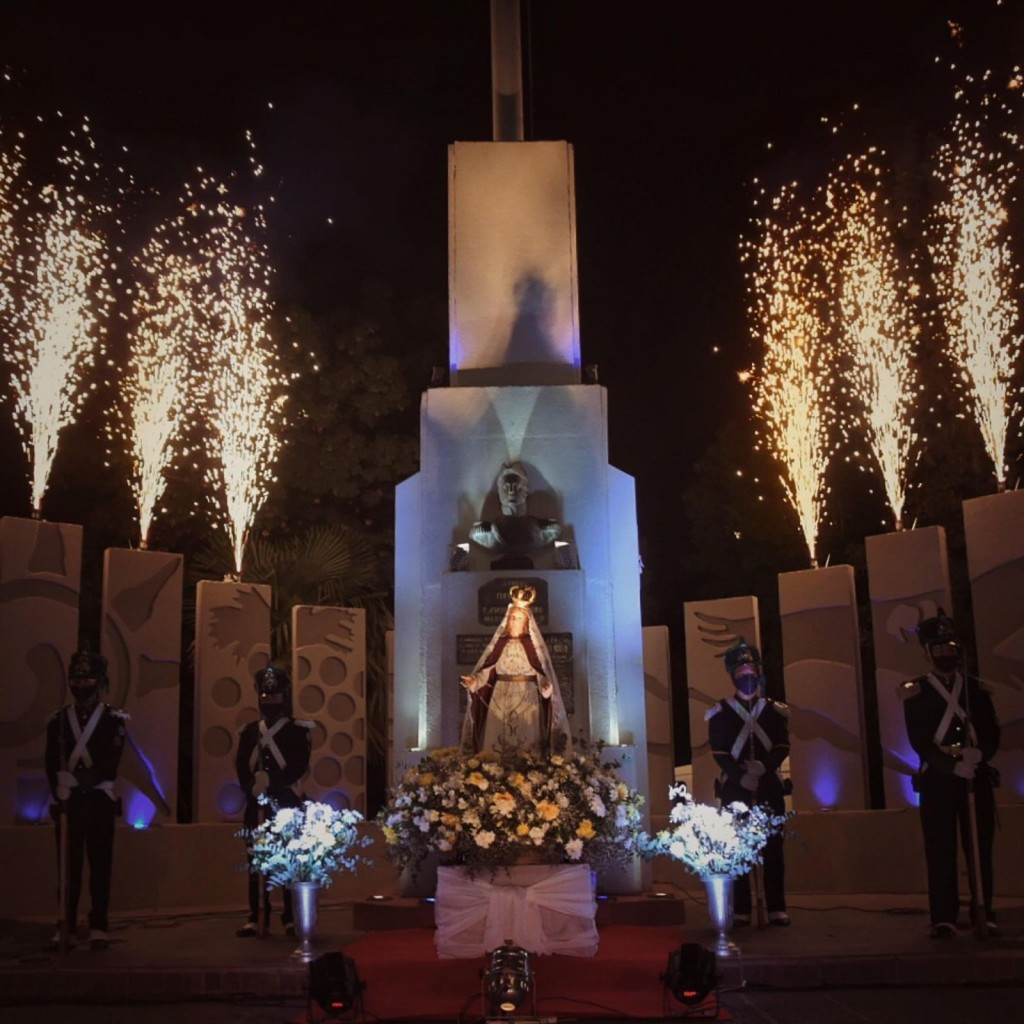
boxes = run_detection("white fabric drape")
[435,864,598,958]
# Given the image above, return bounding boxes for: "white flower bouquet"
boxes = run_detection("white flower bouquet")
[377,745,645,878]
[645,783,790,879]
[243,799,372,888]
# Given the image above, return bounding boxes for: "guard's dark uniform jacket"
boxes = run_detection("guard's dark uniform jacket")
[900,671,1000,927]
[707,696,790,916]
[236,716,312,926]
[45,703,127,933]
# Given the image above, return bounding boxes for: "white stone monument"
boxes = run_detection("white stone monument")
[393,3,648,899]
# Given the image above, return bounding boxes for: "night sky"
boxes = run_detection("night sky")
[2,2,1022,625]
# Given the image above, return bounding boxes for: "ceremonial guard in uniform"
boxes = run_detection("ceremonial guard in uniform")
[235,665,312,937]
[706,640,791,927]
[899,611,1000,939]
[45,650,127,950]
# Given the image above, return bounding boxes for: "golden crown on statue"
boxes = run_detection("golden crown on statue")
[509,585,537,608]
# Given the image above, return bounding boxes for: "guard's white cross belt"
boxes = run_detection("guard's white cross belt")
[927,673,976,747]
[67,705,104,770]
[251,718,289,772]
[726,697,772,761]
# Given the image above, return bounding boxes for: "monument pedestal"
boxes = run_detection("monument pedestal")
[435,863,598,958]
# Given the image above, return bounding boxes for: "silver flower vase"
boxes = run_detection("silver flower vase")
[291,881,319,962]
[703,873,738,957]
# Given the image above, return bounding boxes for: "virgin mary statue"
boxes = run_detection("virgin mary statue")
[460,587,572,758]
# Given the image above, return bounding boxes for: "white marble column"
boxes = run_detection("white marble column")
[779,564,868,810]
[865,526,952,808]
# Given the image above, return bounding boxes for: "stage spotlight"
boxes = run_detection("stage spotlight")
[661,942,717,1007]
[309,952,364,1019]
[483,940,534,1016]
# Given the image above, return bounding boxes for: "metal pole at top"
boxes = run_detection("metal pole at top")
[490,0,524,141]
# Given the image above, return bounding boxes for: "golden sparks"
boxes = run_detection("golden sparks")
[828,154,921,529]
[124,213,204,546]
[744,184,834,567]
[179,171,285,574]
[0,123,113,514]
[930,82,1022,489]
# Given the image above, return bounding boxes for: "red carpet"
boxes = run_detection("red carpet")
[330,925,730,1020]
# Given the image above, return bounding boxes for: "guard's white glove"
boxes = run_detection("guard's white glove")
[252,770,270,797]
[953,759,977,780]
[56,770,77,802]
[743,760,766,777]
[740,771,761,792]
[959,747,982,766]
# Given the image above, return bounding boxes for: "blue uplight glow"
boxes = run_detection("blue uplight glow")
[125,792,156,829]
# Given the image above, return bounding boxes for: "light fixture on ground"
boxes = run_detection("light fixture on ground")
[661,942,718,1010]
[483,940,534,1017]
[309,952,364,1020]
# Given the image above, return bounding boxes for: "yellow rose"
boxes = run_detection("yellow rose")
[492,792,516,815]
[418,773,435,786]
[536,800,560,822]
[576,819,596,840]
[516,823,530,837]
[467,772,489,789]
[382,825,397,843]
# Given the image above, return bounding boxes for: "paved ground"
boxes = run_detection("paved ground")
[0,988,1019,1023]
[2,891,1022,1021]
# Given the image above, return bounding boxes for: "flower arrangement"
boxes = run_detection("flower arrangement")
[377,745,645,878]
[644,784,790,879]
[243,799,372,888]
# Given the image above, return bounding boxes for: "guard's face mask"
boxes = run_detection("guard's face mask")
[259,693,286,721]
[928,641,961,675]
[70,678,99,707]
[732,665,762,699]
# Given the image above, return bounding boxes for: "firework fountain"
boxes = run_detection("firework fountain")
[124,218,203,547]
[184,166,285,576]
[744,184,835,567]
[828,154,922,529]
[0,133,24,320]
[930,77,1022,491]
[0,122,113,515]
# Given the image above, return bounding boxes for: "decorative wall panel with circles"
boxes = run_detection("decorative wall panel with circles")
[193,581,271,822]
[292,605,367,814]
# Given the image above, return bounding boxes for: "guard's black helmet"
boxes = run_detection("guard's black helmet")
[69,649,108,685]
[724,640,761,676]
[917,610,957,649]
